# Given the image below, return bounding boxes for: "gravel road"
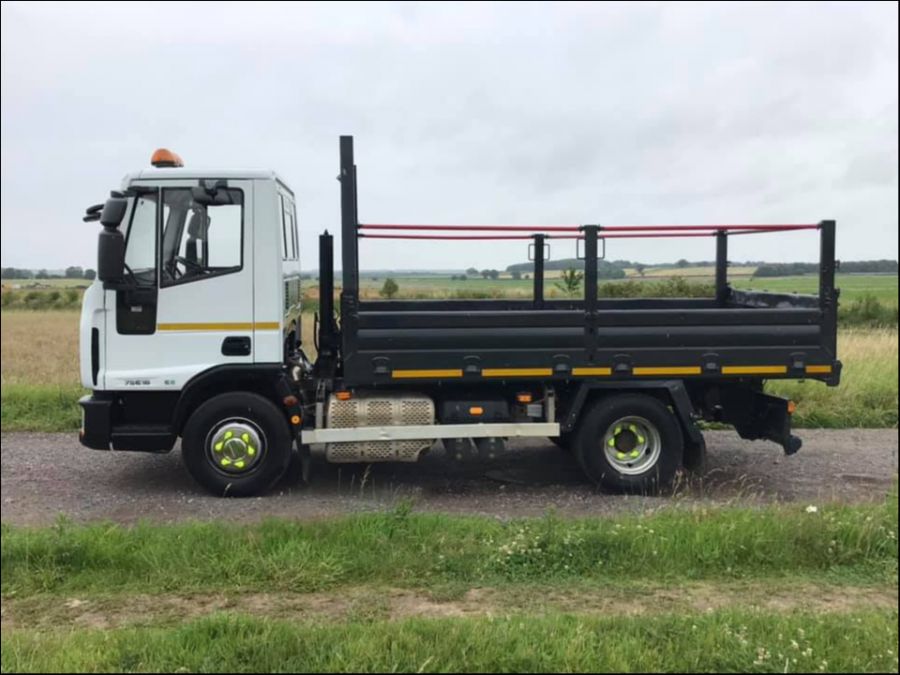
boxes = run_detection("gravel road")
[1,430,896,525]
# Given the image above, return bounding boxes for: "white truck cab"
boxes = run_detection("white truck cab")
[79,150,303,463]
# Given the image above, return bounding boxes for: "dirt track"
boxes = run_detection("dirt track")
[1,430,896,525]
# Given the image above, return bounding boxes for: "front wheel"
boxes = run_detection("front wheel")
[574,394,683,494]
[181,392,293,497]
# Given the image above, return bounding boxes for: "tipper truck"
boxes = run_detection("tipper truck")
[78,137,841,496]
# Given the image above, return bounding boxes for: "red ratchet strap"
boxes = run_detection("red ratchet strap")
[357,223,819,240]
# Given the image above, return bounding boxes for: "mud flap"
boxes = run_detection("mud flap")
[682,432,708,471]
[719,388,802,455]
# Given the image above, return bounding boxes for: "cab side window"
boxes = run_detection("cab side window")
[280,194,298,261]
[123,192,158,286]
[160,188,243,286]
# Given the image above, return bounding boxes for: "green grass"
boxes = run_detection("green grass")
[3,274,896,325]
[837,295,899,327]
[0,287,84,310]
[349,274,900,327]
[769,329,898,428]
[4,496,896,596]
[4,609,897,673]
[3,273,895,305]
[0,384,85,432]
[1,277,92,288]
[3,500,896,672]
[733,274,897,304]
[353,272,897,302]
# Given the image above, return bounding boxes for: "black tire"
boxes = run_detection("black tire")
[181,392,293,497]
[574,394,683,494]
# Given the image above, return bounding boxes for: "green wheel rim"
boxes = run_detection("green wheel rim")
[602,415,662,476]
[205,419,265,475]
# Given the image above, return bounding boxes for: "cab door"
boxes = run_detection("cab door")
[103,180,255,391]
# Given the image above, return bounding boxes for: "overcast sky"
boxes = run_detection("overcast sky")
[2,1,897,272]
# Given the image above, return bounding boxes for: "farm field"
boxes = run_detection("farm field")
[353,272,897,302]
[4,272,897,305]
[732,274,898,304]
[1,277,92,288]
[626,264,759,278]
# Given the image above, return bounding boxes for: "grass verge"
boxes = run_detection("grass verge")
[0,384,85,432]
[4,609,898,673]
[2,498,896,673]
[3,496,896,596]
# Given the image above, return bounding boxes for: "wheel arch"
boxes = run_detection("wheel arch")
[560,380,706,470]
[172,364,285,435]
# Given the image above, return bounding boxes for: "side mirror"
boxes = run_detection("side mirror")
[97,226,125,283]
[96,196,128,283]
[83,203,104,222]
[99,197,128,228]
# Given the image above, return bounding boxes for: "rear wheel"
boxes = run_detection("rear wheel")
[182,392,293,497]
[574,394,683,493]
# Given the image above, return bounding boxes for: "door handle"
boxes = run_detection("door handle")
[222,336,251,356]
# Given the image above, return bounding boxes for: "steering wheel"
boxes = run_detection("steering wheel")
[170,255,204,280]
[123,262,137,284]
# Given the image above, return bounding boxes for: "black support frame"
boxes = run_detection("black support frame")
[715,229,728,306]
[331,136,840,388]
[818,219,838,357]
[339,135,360,367]
[532,234,545,309]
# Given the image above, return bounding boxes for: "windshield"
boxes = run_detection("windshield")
[160,187,243,286]
[120,186,244,288]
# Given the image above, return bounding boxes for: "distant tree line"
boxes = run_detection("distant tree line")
[754,260,898,277]
[1,267,34,279]
[506,258,626,279]
[503,258,896,280]
[2,266,96,280]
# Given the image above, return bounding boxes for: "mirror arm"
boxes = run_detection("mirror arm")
[83,203,104,222]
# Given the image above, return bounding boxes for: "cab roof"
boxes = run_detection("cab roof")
[122,168,294,195]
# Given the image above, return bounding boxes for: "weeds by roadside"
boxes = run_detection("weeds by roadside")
[3,493,896,596]
[1,495,898,673]
[3,609,898,673]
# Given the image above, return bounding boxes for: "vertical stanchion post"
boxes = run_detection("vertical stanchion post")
[339,135,359,370]
[715,230,728,306]
[819,220,837,355]
[583,225,599,313]
[339,135,358,298]
[533,234,545,309]
[316,231,337,375]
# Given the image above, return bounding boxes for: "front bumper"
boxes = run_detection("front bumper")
[78,393,176,453]
[79,394,112,450]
